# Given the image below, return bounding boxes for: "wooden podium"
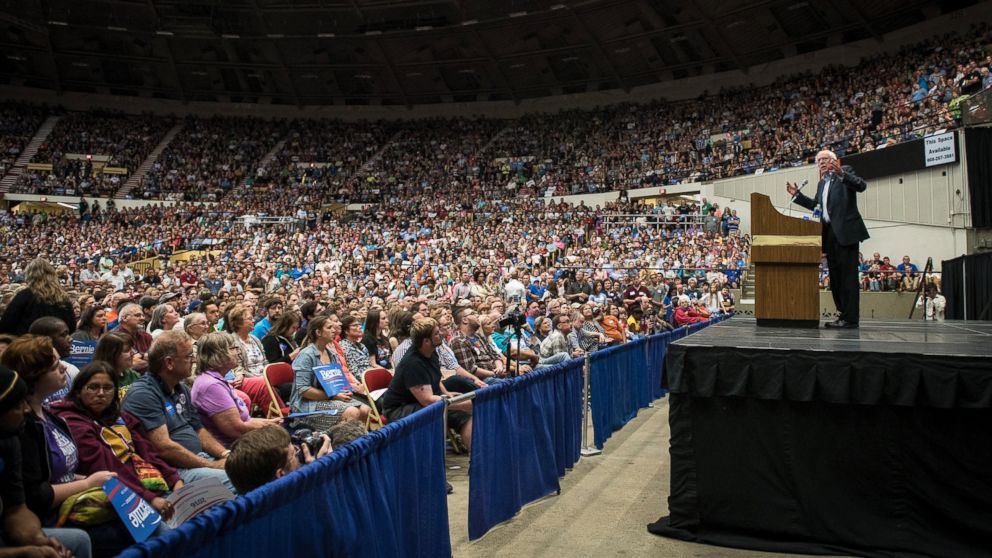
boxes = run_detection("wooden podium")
[750,193,822,328]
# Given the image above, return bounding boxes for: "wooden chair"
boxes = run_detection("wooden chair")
[263,362,294,419]
[362,367,392,431]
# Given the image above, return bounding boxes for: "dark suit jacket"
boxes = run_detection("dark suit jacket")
[793,165,870,247]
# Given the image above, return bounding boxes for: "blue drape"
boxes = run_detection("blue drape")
[119,402,451,558]
[589,316,731,449]
[467,359,584,541]
[589,338,650,449]
[646,331,674,400]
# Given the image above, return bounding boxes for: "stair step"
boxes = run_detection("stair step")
[0,115,62,193]
[115,121,184,199]
[360,130,404,173]
[258,138,287,171]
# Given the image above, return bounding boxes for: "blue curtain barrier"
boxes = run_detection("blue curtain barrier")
[646,331,674,400]
[468,358,584,541]
[589,316,731,449]
[119,402,451,558]
[589,338,650,449]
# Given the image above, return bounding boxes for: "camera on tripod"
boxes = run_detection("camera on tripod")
[498,307,527,330]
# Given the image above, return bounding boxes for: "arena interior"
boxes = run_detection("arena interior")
[0,0,990,557]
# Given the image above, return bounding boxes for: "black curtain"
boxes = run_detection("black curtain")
[943,252,992,320]
[965,128,992,228]
[652,396,992,558]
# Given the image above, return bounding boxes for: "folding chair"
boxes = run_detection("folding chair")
[263,362,294,419]
[361,367,393,430]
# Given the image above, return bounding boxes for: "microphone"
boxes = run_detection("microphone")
[790,179,809,201]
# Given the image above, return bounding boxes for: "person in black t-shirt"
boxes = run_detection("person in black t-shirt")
[381,317,472,451]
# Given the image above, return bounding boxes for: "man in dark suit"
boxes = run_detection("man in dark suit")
[787,150,869,328]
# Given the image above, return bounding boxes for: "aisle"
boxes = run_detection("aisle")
[446,400,838,558]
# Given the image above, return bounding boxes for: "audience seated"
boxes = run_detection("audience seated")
[0,101,50,175]
[14,110,172,197]
[0,23,976,553]
[134,116,285,201]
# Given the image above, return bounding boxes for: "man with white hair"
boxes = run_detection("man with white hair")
[787,149,869,328]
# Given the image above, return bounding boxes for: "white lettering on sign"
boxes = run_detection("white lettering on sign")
[128,503,153,527]
[924,132,956,167]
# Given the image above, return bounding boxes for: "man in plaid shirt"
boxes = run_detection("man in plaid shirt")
[450,309,501,385]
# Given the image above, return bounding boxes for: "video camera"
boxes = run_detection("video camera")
[498,306,527,331]
[290,428,325,461]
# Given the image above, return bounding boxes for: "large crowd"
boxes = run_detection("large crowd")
[0,102,49,176]
[0,22,978,558]
[12,111,173,198]
[136,116,286,202]
[0,193,744,557]
[2,26,988,202]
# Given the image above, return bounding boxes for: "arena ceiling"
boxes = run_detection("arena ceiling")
[0,0,979,106]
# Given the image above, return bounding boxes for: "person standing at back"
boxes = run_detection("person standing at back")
[0,258,76,337]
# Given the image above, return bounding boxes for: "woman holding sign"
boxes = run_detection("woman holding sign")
[290,315,370,432]
[50,362,183,523]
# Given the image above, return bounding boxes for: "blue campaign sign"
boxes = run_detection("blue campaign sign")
[66,340,97,369]
[103,478,162,542]
[313,363,350,398]
[286,409,340,419]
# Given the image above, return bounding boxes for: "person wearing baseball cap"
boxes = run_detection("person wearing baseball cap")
[0,365,92,558]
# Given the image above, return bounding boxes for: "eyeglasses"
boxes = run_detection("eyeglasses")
[83,384,116,393]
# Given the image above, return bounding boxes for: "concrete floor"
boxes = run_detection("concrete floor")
[445,399,840,558]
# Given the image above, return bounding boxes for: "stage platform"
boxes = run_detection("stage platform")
[650,317,992,558]
[675,317,992,358]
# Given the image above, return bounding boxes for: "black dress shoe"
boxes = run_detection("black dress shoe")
[446,481,454,494]
[825,319,858,329]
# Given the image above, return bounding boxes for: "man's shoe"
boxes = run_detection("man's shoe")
[825,319,859,329]
[446,481,454,495]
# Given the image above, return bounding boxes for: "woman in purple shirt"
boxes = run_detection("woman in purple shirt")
[191,332,282,448]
